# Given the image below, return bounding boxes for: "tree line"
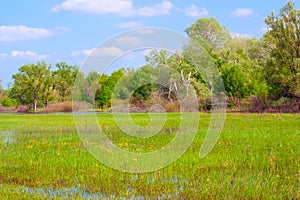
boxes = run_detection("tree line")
[0,1,299,112]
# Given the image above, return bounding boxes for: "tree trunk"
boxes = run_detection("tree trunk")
[34,90,37,113]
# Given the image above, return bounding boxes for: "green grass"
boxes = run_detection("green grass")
[0,113,299,199]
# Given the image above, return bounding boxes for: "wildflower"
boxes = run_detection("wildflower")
[26,145,33,149]
[206,178,210,182]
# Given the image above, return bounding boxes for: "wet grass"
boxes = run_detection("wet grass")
[0,113,299,199]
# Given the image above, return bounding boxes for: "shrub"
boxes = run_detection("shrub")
[1,97,18,107]
[17,105,30,113]
[42,101,94,113]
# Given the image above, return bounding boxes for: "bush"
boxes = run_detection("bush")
[1,97,18,107]
[17,105,30,113]
[42,101,94,113]
[42,102,73,113]
[249,96,299,113]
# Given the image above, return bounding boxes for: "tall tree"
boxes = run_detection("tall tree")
[185,17,231,54]
[10,62,52,112]
[53,62,79,102]
[264,1,300,99]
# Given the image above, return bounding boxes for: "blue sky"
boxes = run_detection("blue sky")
[0,0,298,88]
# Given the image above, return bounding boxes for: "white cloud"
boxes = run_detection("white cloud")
[52,0,132,14]
[0,53,8,59]
[232,33,253,38]
[71,47,124,57]
[51,0,174,17]
[115,21,142,29]
[115,36,142,46]
[134,0,174,17]
[230,8,255,18]
[0,50,50,60]
[71,49,94,57]
[10,50,50,60]
[0,25,68,42]
[93,47,124,57]
[184,5,209,17]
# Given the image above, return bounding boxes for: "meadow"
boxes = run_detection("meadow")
[0,113,299,199]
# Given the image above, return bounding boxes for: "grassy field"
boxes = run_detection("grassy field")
[0,113,299,199]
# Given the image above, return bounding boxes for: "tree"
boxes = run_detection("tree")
[10,62,52,112]
[0,79,4,101]
[95,69,125,108]
[264,1,300,99]
[185,17,231,54]
[1,96,18,107]
[129,65,158,100]
[185,17,232,99]
[219,38,268,98]
[86,71,101,93]
[53,62,79,102]
[145,50,209,101]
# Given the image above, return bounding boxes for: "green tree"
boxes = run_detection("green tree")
[264,1,300,99]
[0,79,4,101]
[1,96,18,107]
[219,38,268,98]
[10,62,52,112]
[72,71,88,102]
[146,50,209,101]
[129,65,158,100]
[86,71,101,93]
[185,17,231,54]
[220,64,249,98]
[53,62,79,102]
[95,69,125,108]
[186,17,268,102]
[185,17,231,98]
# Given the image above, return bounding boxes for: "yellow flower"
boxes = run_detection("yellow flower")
[206,178,210,182]
[26,145,33,149]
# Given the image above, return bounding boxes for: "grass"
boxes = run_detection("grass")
[0,113,299,199]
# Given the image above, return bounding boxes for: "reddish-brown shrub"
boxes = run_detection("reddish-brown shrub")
[42,101,94,113]
[17,105,30,113]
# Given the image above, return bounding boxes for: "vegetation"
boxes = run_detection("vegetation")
[0,113,299,199]
[0,1,299,113]
[0,1,298,199]
[264,2,300,100]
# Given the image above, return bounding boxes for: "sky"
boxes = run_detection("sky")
[0,0,298,88]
